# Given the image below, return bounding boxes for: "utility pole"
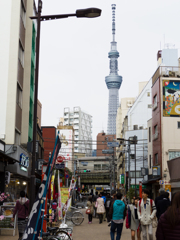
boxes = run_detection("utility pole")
[128,139,131,193]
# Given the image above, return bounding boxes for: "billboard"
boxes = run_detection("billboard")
[56,129,73,161]
[163,80,180,117]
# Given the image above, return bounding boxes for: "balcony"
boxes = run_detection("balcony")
[64,114,69,119]
[74,125,79,130]
[74,120,79,124]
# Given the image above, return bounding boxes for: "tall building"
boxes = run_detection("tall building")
[0,1,39,195]
[105,4,122,135]
[63,107,92,156]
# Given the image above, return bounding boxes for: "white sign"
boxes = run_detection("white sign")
[56,129,73,162]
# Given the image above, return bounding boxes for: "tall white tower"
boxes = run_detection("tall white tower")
[105,4,122,135]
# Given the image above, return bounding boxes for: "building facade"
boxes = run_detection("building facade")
[0,0,37,197]
[63,107,92,156]
[105,4,122,135]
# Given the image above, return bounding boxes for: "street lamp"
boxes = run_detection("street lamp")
[29,0,101,210]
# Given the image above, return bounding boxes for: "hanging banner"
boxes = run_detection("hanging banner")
[58,171,62,220]
[49,170,56,223]
[22,136,61,240]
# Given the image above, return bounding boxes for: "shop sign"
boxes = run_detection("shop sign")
[19,153,29,171]
[119,174,124,184]
[152,167,158,176]
[131,184,146,189]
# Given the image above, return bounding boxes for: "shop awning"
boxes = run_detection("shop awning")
[142,176,161,185]
[0,151,20,164]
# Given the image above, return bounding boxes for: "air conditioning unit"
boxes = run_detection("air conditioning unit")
[133,125,138,130]
[139,126,143,130]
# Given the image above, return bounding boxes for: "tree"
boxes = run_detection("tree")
[126,187,135,202]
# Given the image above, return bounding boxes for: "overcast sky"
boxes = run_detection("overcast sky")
[37,0,180,141]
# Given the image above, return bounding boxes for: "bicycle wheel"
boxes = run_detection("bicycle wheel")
[55,230,71,240]
[65,210,73,221]
[71,211,84,225]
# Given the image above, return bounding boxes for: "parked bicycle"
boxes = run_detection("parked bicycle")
[65,206,84,225]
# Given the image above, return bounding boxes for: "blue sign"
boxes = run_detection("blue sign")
[107,142,119,147]
[55,163,65,169]
[65,174,69,179]
[19,153,29,168]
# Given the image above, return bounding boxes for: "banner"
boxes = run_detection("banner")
[49,170,56,222]
[22,136,61,240]
[57,171,62,220]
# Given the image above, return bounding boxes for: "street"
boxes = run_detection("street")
[0,209,157,240]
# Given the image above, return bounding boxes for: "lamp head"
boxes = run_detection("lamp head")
[76,8,101,18]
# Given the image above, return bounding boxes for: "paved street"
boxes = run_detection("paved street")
[0,209,156,240]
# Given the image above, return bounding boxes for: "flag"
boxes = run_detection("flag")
[57,171,62,220]
[22,136,61,240]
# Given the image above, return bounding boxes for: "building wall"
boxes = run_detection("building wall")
[96,132,116,157]
[42,127,56,162]
[128,80,152,130]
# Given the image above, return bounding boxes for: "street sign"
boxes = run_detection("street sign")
[102,149,114,154]
[159,180,164,185]
[56,155,64,164]
[107,142,119,147]
[119,174,124,184]
[55,163,65,169]
[65,174,69,179]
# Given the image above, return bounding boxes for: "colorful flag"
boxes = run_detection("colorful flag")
[22,136,61,240]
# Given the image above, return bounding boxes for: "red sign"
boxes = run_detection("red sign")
[56,155,64,164]
[139,181,142,199]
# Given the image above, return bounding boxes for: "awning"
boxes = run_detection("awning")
[0,151,20,164]
[142,176,161,185]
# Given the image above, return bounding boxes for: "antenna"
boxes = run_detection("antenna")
[111,4,116,42]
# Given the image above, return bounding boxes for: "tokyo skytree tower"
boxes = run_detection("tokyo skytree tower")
[105,4,122,135]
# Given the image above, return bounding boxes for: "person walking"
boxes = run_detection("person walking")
[156,191,170,221]
[137,189,156,240]
[127,197,141,240]
[86,196,95,224]
[12,191,29,240]
[156,191,180,240]
[155,188,165,207]
[93,191,99,217]
[101,192,106,221]
[109,192,125,240]
[96,193,105,224]
[108,193,117,226]
[105,193,111,223]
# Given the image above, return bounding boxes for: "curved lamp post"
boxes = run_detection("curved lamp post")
[29,0,101,210]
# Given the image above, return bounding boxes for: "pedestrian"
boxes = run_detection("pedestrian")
[137,189,156,240]
[96,193,105,224]
[86,196,95,224]
[155,188,165,207]
[109,192,125,240]
[101,192,107,221]
[156,191,180,240]
[127,197,141,240]
[105,193,111,223]
[156,191,170,221]
[93,191,99,217]
[108,193,117,226]
[12,191,29,240]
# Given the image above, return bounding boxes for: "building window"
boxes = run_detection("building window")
[15,130,21,145]
[149,155,151,168]
[20,1,26,26]
[153,95,157,110]
[102,164,109,170]
[154,125,158,140]
[94,164,101,170]
[149,127,151,142]
[18,42,24,66]
[169,151,180,160]
[17,84,22,108]
[147,92,150,97]
[130,171,141,178]
[155,153,158,165]
[178,122,180,129]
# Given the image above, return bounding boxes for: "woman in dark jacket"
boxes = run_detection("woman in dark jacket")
[156,191,180,240]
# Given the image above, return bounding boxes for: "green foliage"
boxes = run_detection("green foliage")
[126,187,135,201]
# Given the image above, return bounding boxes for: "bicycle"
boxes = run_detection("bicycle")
[65,206,84,225]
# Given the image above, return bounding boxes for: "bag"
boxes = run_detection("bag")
[86,209,91,214]
[125,211,130,229]
[95,201,98,208]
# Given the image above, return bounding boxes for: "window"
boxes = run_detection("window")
[178,122,180,129]
[153,95,157,110]
[148,104,152,108]
[154,125,158,140]
[94,164,101,170]
[20,1,26,26]
[155,153,158,165]
[169,151,180,160]
[18,42,24,66]
[16,84,22,108]
[102,164,109,170]
[15,130,21,145]
[149,155,151,168]
[147,92,150,97]
[149,127,151,142]
[130,171,141,178]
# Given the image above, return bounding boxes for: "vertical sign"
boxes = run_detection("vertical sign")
[139,181,142,199]
[165,184,171,200]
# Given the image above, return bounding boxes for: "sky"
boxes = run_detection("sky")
[37,0,180,141]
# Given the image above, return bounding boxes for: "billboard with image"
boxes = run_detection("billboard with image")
[56,129,73,162]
